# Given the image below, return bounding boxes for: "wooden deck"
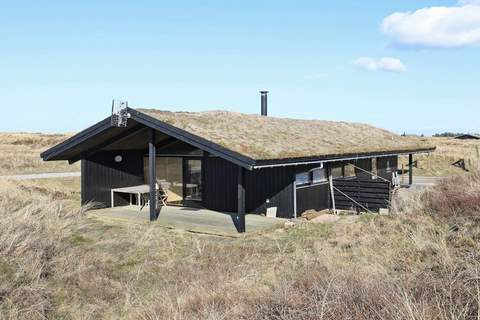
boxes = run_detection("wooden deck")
[89,205,285,237]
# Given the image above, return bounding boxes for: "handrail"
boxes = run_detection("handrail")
[332,185,373,214]
[346,163,391,184]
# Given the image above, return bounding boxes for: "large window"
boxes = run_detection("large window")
[144,157,183,204]
[161,158,184,203]
[144,156,204,204]
[184,159,202,201]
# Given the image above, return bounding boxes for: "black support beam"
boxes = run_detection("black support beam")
[235,166,246,233]
[149,129,157,221]
[140,136,178,154]
[408,154,413,185]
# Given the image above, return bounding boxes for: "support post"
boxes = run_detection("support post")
[328,166,336,214]
[111,190,114,208]
[235,166,246,233]
[293,180,297,219]
[149,129,157,221]
[401,164,405,185]
[202,151,209,207]
[408,154,413,186]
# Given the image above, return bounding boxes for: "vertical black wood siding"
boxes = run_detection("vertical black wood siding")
[296,183,330,216]
[203,159,320,218]
[245,166,298,219]
[202,156,238,212]
[80,148,390,218]
[81,151,144,207]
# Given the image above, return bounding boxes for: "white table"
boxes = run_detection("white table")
[111,184,150,208]
[111,182,172,208]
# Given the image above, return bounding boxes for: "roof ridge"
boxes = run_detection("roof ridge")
[135,107,378,126]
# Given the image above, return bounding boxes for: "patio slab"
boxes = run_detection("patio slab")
[89,205,285,237]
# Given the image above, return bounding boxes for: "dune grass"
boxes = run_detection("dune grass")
[1,171,480,319]
[0,132,77,175]
[0,131,479,318]
[399,137,480,176]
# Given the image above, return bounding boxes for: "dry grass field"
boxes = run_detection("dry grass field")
[399,137,480,176]
[1,133,480,319]
[1,169,480,319]
[0,132,77,175]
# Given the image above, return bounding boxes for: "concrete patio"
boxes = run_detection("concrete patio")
[89,205,285,237]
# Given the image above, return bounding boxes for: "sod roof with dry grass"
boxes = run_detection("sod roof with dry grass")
[138,108,435,161]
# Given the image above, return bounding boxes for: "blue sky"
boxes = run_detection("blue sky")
[1,0,479,135]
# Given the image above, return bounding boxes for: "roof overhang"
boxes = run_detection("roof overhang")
[41,108,435,171]
[251,148,436,169]
[41,108,257,169]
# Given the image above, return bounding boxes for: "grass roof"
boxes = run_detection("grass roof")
[138,108,435,161]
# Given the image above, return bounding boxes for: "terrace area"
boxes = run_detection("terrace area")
[89,205,284,237]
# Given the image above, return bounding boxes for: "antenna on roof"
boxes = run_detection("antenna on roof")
[111,99,129,127]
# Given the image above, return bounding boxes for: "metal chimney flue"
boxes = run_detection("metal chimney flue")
[260,91,268,116]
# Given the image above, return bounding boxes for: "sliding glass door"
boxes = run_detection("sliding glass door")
[144,157,183,204]
[144,156,202,204]
[184,159,202,201]
[158,157,184,204]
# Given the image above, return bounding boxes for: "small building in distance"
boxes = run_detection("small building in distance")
[454,134,480,140]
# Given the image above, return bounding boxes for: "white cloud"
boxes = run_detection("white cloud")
[382,3,480,48]
[458,0,480,5]
[353,57,407,73]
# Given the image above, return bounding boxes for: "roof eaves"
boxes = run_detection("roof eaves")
[252,147,436,169]
[40,117,112,161]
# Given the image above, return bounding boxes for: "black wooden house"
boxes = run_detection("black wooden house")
[42,98,434,232]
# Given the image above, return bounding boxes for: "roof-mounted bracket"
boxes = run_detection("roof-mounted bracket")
[111,99,129,127]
